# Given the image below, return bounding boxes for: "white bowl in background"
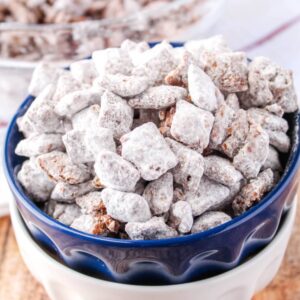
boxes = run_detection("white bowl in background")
[10,197,297,300]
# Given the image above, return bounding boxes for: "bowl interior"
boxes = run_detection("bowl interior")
[3,43,300,247]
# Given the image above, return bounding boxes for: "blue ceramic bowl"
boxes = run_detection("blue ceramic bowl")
[4,43,300,285]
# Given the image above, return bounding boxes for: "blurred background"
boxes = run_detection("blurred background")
[0,0,300,299]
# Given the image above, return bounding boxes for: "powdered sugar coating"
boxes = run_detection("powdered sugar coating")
[46,200,81,226]
[184,176,230,217]
[70,59,98,85]
[221,109,249,158]
[55,88,103,118]
[206,52,248,93]
[28,62,62,96]
[170,100,214,152]
[232,168,274,216]
[204,155,243,187]
[188,64,218,112]
[125,217,178,240]
[132,41,177,84]
[17,158,55,202]
[210,102,236,148]
[166,138,204,192]
[72,104,100,131]
[98,91,133,139]
[233,124,269,179]
[94,73,149,98]
[241,57,298,112]
[267,130,291,153]
[101,188,151,223]
[129,85,187,109]
[169,201,193,233]
[121,122,178,181]
[51,180,95,203]
[38,151,91,185]
[262,146,282,171]
[191,211,232,234]
[247,108,288,133]
[94,150,140,192]
[75,191,105,215]
[143,172,173,215]
[15,133,64,157]
[92,47,133,76]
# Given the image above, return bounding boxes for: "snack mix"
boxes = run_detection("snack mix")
[15,36,298,240]
[0,0,206,61]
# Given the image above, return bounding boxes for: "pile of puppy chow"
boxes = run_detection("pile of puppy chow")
[15,36,298,240]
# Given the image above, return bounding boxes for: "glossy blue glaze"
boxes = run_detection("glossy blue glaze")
[4,43,300,285]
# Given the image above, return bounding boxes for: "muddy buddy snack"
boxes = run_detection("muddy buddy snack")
[15,37,298,240]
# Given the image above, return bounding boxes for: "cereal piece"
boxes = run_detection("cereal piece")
[204,155,243,187]
[184,176,230,216]
[206,52,248,93]
[221,109,249,157]
[191,211,231,234]
[225,93,240,112]
[265,103,284,117]
[188,64,218,112]
[101,188,151,223]
[165,50,197,87]
[25,84,64,134]
[92,176,105,189]
[210,102,236,148]
[132,41,177,84]
[70,59,98,85]
[16,115,37,138]
[46,200,81,226]
[121,39,150,65]
[233,124,269,179]
[17,158,55,202]
[266,130,291,153]
[53,72,82,103]
[99,91,133,139]
[55,88,104,118]
[63,130,94,164]
[15,133,64,157]
[185,35,231,68]
[262,146,282,171]
[170,100,214,152]
[125,217,178,240]
[72,104,100,131]
[85,127,116,159]
[242,57,298,112]
[129,85,187,109]
[121,122,178,181]
[166,138,204,192]
[28,62,62,96]
[247,108,288,132]
[169,201,193,233]
[143,172,173,215]
[51,180,95,202]
[94,73,149,98]
[38,151,91,184]
[75,191,105,215]
[71,214,111,235]
[94,150,140,192]
[92,47,133,75]
[232,168,274,215]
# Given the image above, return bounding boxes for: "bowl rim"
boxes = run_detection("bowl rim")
[3,55,300,248]
[10,191,297,288]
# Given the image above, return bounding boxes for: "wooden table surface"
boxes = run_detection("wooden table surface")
[0,191,299,300]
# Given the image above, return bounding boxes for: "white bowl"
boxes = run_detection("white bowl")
[10,197,297,300]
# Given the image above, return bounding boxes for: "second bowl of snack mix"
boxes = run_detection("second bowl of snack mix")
[4,36,300,285]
